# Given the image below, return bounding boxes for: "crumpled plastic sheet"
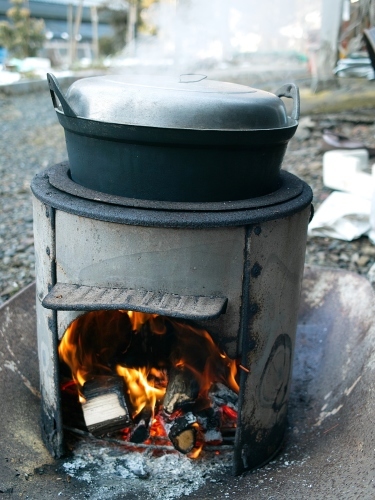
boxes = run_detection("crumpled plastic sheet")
[308,191,371,241]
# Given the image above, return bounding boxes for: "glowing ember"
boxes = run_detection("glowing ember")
[59,309,240,457]
[188,444,204,459]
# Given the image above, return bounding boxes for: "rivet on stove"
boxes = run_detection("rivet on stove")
[251,262,262,278]
[249,303,259,315]
[254,226,262,236]
[248,338,257,350]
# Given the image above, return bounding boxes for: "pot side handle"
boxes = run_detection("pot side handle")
[275,83,300,122]
[47,73,77,118]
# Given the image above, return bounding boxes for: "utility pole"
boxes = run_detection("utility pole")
[71,0,84,65]
[126,0,138,56]
[311,0,343,92]
[91,5,99,62]
[67,3,74,66]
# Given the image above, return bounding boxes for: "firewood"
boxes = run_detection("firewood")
[81,375,131,436]
[168,412,197,454]
[163,367,199,414]
[129,408,152,443]
[128,419,149,443]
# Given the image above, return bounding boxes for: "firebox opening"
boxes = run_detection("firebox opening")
[59,309,240,458]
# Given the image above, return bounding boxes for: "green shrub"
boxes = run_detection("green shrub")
[0,0,45,59]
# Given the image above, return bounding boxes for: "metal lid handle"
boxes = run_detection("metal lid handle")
[47,73,77,118]
[275,83,300,122]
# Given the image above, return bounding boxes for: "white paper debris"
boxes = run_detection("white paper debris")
[368,189,375,244]
[308,192,371,241]
[367,262,375,285]
[323,149,374,200]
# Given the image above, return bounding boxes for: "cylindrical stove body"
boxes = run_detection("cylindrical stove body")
[32,164,312,473]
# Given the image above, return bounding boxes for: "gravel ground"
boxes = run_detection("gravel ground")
[285,110,375,276]
[0,89,67,304]
[1,88,375,304]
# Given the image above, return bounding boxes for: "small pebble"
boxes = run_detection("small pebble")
[356,255,370,267]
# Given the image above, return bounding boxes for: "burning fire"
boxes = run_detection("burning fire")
[59,310,240,456]
[116,365,165,418]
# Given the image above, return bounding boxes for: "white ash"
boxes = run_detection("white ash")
[180,411,196,425]
[209,383,238,411]
[204,429,222,443]
[62,439,231,500]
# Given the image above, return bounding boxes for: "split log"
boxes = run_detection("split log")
[81,375,131,436]
[163,367,199,414]
[168,412,197,454]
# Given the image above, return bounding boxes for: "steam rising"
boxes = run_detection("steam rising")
[114,0,322,82]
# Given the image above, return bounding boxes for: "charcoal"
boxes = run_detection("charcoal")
[209,382,238,411]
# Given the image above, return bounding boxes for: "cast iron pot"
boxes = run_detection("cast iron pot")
[47,73,300,203]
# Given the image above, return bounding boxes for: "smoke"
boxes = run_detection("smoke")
[113,0,322,82]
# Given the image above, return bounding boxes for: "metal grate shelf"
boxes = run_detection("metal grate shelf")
[42,282,228,320]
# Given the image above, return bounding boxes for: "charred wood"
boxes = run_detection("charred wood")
[129,408,152,443]
[129,419,150,443]
[196,407,223,444]
[196,406,221,430]
[81,376,131,436]
[168,412,197,454]
[163,367,199,414]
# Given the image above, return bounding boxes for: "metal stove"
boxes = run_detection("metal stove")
[31,159,312,475]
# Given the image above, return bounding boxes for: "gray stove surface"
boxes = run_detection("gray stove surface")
[0,266,374,499]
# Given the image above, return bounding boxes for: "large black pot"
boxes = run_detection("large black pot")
[47,74,300,203]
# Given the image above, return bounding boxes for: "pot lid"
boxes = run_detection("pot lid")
[53,74,299,131]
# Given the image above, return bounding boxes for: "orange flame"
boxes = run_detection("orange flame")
[188,444,204,459]
[58,310,132,392]
[58,309,240,447]
[116,365,165,418]
[166,319,239,400]
[125,310,167,334]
